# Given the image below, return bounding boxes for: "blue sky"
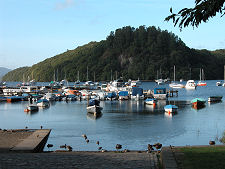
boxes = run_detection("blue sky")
[0,0,224,69]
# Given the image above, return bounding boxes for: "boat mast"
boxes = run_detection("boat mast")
[77,71,79,81]
[86,66,88,81]
[200,68,201,81]
[174,65,175,82]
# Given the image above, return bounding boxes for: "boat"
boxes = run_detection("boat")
[208,96,223,102]
[155,79,165,85]
[145,98,157,105]
[197,68,207,86]
[153,88,167,100]
[191,98,206,109]
[185,80,197,89]
[87,99,103,116]
[164,105,178,114]
[24,105,39,112]
[169,66,185,88]
[37,99,50,107]
[118,91,129,100]
[216,81,222,86]
[131,87,144,100]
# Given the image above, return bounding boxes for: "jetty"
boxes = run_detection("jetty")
[0,129,51,153]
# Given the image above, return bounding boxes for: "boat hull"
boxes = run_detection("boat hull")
[208,96,223,102]
[87,105,103,116]
[192,101,205,109]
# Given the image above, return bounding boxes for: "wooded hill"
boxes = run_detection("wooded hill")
[3,26,225,82]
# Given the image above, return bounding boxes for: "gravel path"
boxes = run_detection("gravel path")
[0,151,159,169]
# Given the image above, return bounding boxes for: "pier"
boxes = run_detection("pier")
[0,129,51,153]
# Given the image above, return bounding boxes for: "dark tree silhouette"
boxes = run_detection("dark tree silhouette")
[165,0,225,29]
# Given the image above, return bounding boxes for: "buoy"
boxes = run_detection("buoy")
[153,103,156,107]
[168,111,171,115]
[24,109,30,112]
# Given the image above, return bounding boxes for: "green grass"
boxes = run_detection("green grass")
[177,146,225,169]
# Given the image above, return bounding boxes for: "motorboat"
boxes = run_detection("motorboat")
[164,105,178,113]
[24,105,39,112]
[208,96,223,102]
[87,99,103,116]
[118,91,129,100]
[185,80,197,89]
[216,81,222,86]
[37,99,50,107]
[191,98,206,109]
[145,98,157,105]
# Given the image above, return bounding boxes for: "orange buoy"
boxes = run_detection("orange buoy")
[153,103,156,107]
[168,111,171,115]
[24,109,30,112]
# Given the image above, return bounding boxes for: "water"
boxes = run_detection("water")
[0,80,225,151]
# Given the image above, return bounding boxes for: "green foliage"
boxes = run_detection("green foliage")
[2,26,225,82]
[165,0,225,30]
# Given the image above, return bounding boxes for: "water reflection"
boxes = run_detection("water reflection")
[86,112,102,120]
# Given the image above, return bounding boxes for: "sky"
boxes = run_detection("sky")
[0,0,224,70]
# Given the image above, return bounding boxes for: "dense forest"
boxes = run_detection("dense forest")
[3,26,225,82]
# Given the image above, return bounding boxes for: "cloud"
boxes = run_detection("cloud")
[55,0,74,10]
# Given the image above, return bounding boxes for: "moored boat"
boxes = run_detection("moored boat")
[37,99,50,107]
[24,105,39,112]
[144,98,157,105]
[87,99,103,116]
[208,96,223,102]
[185,80,197,89]
[164,105,178,113]
[191,98,206,109]
[153,88,167,100]
[197,68,207,86]
[216,81,222,86]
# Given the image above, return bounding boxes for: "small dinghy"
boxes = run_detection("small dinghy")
[164,105,178,114]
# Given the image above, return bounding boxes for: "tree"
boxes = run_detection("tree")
[165,0,225,30]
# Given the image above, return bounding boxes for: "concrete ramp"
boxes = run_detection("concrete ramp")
[11,129,51,153]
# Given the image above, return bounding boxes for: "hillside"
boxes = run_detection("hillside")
[0,67,11,81]
[3,26,225,82]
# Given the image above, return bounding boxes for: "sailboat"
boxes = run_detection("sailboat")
[223,65,225,87]
[169,65,184,88]
[197,68,207,86]
[75,71,80,84]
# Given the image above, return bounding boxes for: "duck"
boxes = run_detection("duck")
[209,141,215,145]
[47,144,53,148]
[153,143,162,150]
[116,144,122,151]
[86,139,89,143]
[60,144,67,149]
[67,145,73,151]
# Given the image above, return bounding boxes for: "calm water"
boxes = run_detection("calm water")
[0,80,225,151]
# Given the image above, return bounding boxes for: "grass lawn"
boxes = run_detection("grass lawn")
[176,146,225,169]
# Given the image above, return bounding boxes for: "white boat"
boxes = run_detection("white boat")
[208,96,223,102]
[216,81,222,86]
[24,105,39,112]
[37,99,50,107]
[155,79,165,85]
[164,105,178,113]
[169,65,184,88]
[144,98,157,105]
[185,80,197,89]
[169,83,185,88]
[87,99,103,116]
